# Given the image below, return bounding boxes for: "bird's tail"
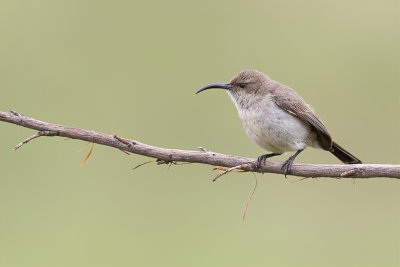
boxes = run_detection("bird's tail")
[330,141,362,164]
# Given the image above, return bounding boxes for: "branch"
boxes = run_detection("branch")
[0,110,399,179]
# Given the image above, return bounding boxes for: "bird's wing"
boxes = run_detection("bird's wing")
[270,83,333,150]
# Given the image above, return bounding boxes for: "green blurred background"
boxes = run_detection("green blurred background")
[0,0,399,266]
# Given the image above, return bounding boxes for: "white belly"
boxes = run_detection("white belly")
[237,102,313,153]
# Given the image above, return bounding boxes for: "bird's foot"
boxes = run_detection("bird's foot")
[256,153,281,170]
[281,158,294,178]
[281,149,304,178]
[256,155,267,170]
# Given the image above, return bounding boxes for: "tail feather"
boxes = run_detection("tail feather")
[330,142,362,164]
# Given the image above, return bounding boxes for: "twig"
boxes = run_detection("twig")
[213,164,249,182]
[13,131,58,150]
[1,110,399,179]
[132,160,153,170]
[243,174,258,222]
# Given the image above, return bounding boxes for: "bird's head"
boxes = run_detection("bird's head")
[196,70,271,104]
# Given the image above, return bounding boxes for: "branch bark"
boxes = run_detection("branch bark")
[1,110,399,179]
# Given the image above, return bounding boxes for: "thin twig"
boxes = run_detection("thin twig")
[132,160,153,170]
[242,174,258,222]
[213,164,249,182]
[13,131,58,150]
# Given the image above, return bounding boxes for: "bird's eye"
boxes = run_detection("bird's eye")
[239,83,247,88]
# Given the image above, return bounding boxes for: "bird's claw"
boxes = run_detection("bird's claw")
[256,153,281,170]
[256,155,267,170]
[281,149,303,178]
[281,159,293,178]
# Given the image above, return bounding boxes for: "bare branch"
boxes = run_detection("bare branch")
[0,110,399,179]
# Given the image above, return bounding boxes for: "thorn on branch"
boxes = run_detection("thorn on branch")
[198,146,217,157]
[14,131,59,151]
[198,146,209,152]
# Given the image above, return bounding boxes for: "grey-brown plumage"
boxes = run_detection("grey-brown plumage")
[196,69,361,176]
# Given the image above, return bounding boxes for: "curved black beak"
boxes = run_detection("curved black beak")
[195,83,233,95]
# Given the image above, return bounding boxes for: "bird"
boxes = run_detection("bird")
[195,69,361,177]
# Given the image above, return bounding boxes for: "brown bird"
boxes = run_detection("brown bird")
[196,69,361,177]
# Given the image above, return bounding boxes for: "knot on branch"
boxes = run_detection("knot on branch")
[340,168,365,178]
[9,110,21,116]
[156,159,175,165]
[113,135,136,148]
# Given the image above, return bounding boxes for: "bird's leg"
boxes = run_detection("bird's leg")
[256,153,281,169]
[281,149,304,178]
